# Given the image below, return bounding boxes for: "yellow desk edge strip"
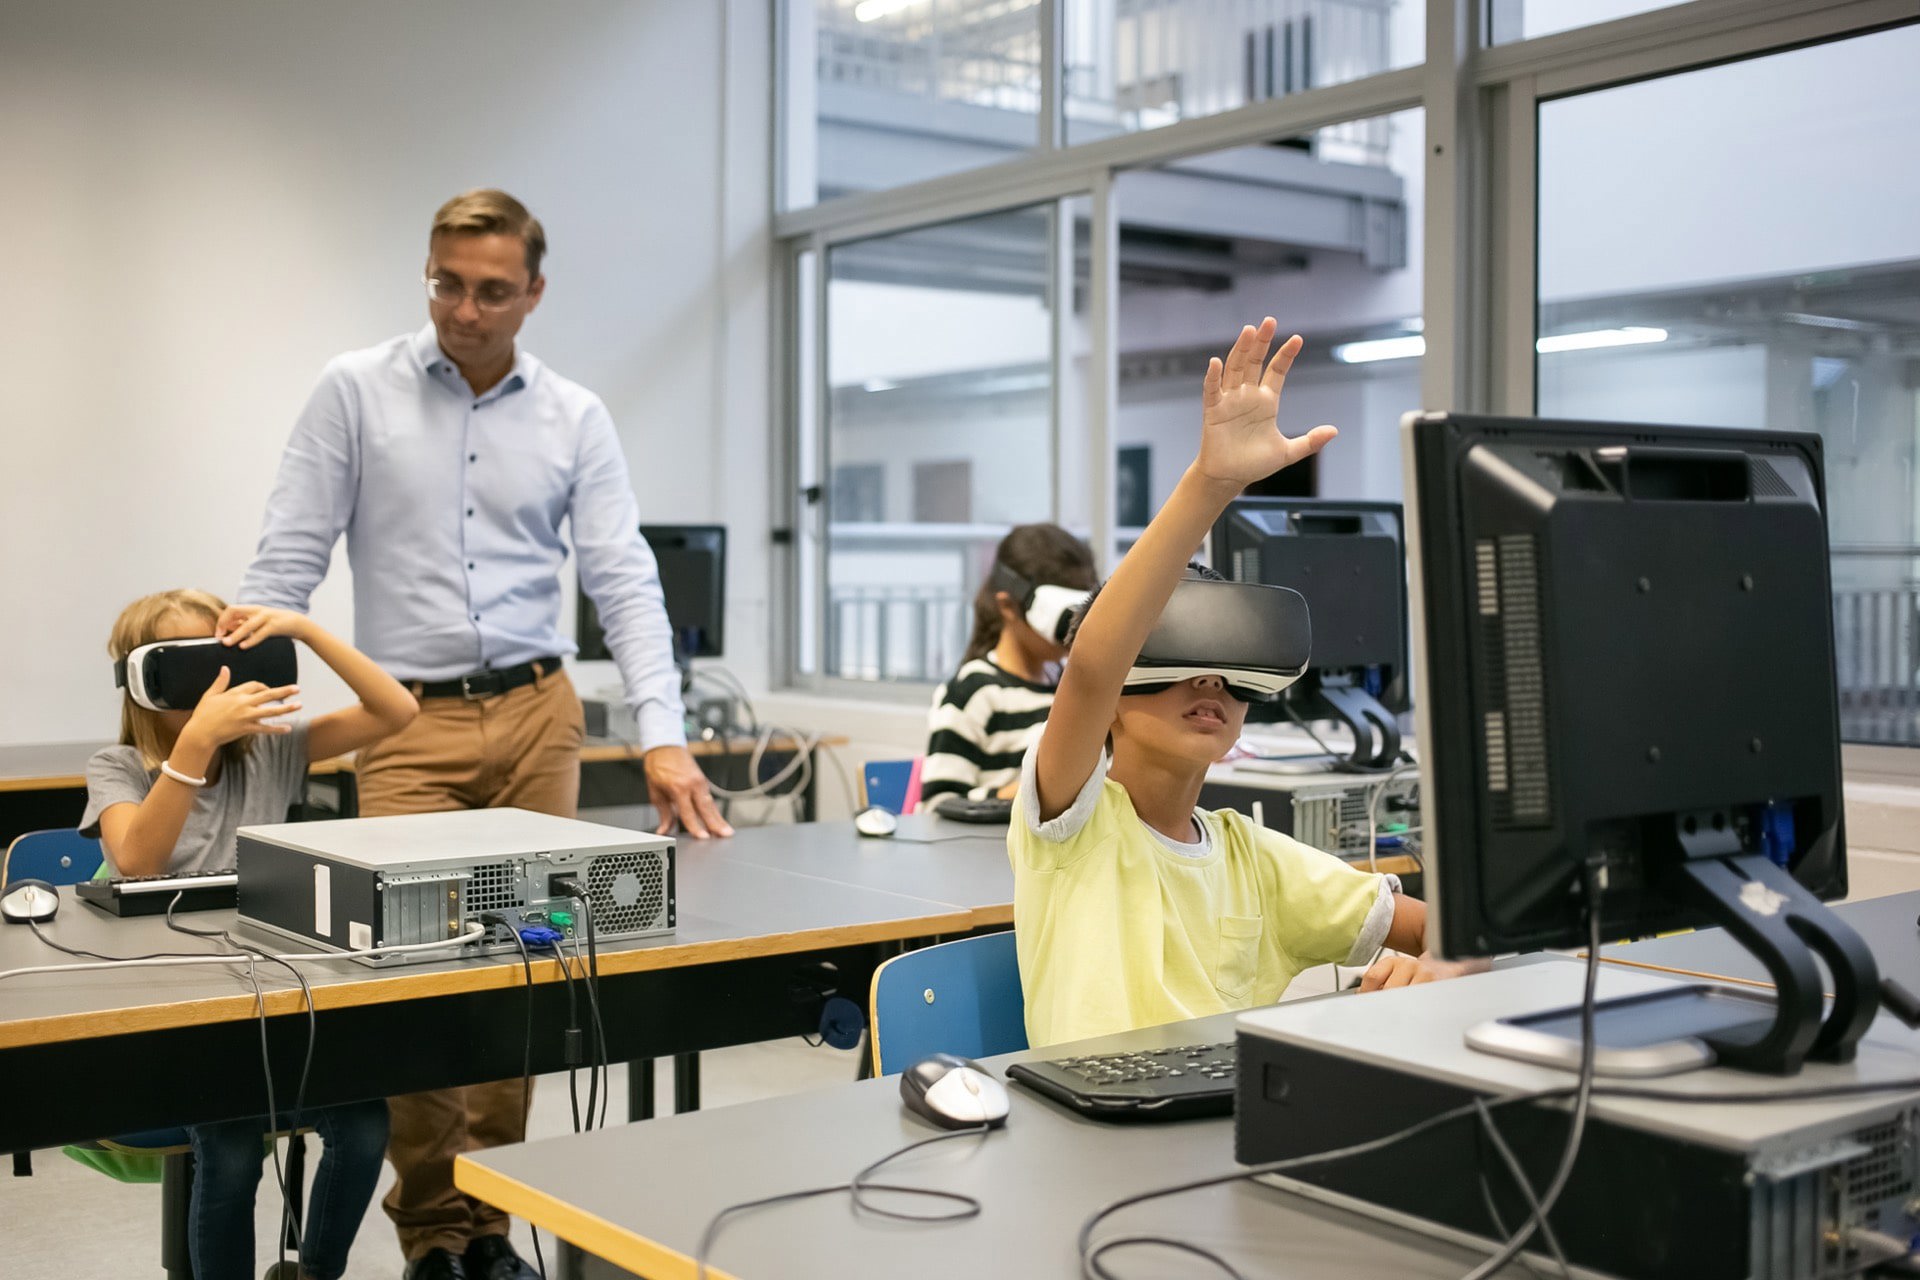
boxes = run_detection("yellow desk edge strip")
[456,1153,743,1280]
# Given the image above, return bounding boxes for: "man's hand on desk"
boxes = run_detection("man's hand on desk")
[1358,953,1490,992]
[644,744,734,840]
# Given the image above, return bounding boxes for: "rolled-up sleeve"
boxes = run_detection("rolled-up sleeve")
[569,400,687,751]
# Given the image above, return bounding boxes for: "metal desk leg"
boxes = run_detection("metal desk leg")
[628,1059,656,1122]
[673,1052,701,1113]
[557,1235,586,1280]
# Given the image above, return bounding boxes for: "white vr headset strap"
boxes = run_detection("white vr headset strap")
[1025,584,1091,646]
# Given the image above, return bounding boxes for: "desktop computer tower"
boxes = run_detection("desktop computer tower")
[1236,964,1920,1280]
[236,808,675,967]
[1201,766,1419,863]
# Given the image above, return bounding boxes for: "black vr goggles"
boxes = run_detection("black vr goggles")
[114,636,299,712]
[988,562,1091,647]
[1120,576,1311,703]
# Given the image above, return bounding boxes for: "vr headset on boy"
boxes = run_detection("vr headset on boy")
[988,562,1090,647]
[114,636,299,712]
[1120,576,1311,704]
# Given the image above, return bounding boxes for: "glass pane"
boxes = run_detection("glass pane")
[819,206,1058,682]
[1113,109,1424,562]
[1065,0,1421,146]
[784,0,1041,211]
[1536,26,1920,745]
[1486,0,1687,44]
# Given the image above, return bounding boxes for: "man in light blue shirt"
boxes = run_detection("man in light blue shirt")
[238,189,728,1280]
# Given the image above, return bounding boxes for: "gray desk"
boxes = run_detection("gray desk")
[456,1010,1534,1280]
[0,824,979,1152]
[1602,889,1920,989]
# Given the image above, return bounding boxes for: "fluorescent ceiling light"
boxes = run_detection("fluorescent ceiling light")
[1332,335,1426,364]
[855,0,924,20]
[862,379,899,392]
[1780,312,1875,332]
[1535,326,1668,354]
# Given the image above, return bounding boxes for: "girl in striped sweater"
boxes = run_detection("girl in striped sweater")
[922,524,1096,811]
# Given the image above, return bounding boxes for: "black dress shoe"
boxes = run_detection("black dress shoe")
[403,1247,468,1280]
[464,1233,540,1280]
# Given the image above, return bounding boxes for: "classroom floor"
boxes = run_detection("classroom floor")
[7,1036,862,1278]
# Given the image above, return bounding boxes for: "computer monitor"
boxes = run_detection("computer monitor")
[577,524,727,663]
[1211,498,1408,768]
[1404,411,1880,1074]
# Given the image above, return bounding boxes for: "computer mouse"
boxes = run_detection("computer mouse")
[899,1053,1010,1130]
[1,879,60,925]
[853,806,899,839]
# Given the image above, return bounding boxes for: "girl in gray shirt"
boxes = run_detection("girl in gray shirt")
[81,588,417,1280]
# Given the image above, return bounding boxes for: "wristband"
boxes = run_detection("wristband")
[160,760,208,788]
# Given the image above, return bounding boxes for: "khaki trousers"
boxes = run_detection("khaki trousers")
[355,667,584,1260]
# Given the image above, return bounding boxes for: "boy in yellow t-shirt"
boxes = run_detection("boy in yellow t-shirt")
[1013,318,1469,1047]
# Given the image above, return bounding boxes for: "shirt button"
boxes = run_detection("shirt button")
[467,562,476,570]
[466,507,475,517]
[472,614,480,621]
[469,453,477,463]
[472,402,481,409]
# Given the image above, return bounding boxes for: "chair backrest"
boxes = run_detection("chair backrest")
[869,931,1027,1076]
[3,829,105,887]
[861,757,923,816]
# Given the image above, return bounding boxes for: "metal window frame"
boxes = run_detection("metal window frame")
[770,0,1914,741]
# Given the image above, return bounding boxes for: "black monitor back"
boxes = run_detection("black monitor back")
[1211,498,1409,714]
[578,524,727,662]
[1405,414,1845,957]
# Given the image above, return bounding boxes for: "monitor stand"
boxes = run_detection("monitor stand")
[1468,852,1884,1077]
[1307,683,1402,770]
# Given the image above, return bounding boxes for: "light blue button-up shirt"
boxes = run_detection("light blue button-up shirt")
[239,325,687,750]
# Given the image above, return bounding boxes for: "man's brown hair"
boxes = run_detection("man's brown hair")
[430,189,546,279]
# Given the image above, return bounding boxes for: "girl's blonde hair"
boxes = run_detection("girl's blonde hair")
[108,589,249,771]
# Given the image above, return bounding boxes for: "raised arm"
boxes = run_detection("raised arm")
[215,606,418,762]
[1032,320,1335,819]
[236,367,360,611]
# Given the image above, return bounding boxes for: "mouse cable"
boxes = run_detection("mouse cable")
[696,1125,993,1280]
[166,895,319,1268]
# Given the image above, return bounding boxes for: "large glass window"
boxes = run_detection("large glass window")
[783,0,1043,210]
[1536,26,1920,744]
[1064,0,1422,146]
[1113,109,1424,560]
[804,206,1063,685]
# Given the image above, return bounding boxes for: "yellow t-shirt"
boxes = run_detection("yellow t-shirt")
[1010,751,1395,1048]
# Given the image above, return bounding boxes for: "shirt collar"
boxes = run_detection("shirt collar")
[410,323,537,400]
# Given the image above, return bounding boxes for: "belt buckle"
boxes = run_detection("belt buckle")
[460,671,501,700]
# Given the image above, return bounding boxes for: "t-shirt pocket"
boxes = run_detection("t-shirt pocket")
[1214,914,1265,1002]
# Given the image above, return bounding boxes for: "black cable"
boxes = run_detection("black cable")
[165,894,317,1268]
[506,924,547,1280]
[1473,1098,1571,1280]
[555,880,611,1130]
[544,941,583,1133]
[1460,867,1603,1280]
[697,1125,991,1280]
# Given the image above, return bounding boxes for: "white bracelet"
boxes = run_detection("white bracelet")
[159,760,208,788]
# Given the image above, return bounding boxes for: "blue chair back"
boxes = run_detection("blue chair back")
[3,829,105,887]
[869,931,1027,1076]
[862,759,918,815]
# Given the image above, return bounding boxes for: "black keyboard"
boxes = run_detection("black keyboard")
[75,870,238,916]
[1007,1041,1237,1122]
[935,796,1014,825]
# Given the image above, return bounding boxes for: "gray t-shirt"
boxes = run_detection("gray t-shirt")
[80,724,311,875]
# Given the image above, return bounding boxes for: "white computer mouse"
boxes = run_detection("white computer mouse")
[900,1053,1010,1129]
[1,879,60,924]
[853,806,899,839]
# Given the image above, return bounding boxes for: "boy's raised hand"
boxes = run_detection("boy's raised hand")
[1197,317,1337,488]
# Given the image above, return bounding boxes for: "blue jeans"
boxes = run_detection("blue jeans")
[188,1099,390,1280]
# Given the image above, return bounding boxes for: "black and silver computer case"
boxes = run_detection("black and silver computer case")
[235,808,674,967]
[1201,765,1420,862]
[1236,964,1920,1280]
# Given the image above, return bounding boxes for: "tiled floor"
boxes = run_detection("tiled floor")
[5,1038,864,1278]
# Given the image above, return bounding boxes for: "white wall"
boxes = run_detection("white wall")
[1,0,773,746]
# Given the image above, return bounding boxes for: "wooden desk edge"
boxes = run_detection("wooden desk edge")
[457,1155,738,1280]
[0,907,973,1051]
[0,737,851,790]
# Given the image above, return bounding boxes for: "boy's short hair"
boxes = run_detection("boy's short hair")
[430,189,546,279]
[1063,561,1225,652]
